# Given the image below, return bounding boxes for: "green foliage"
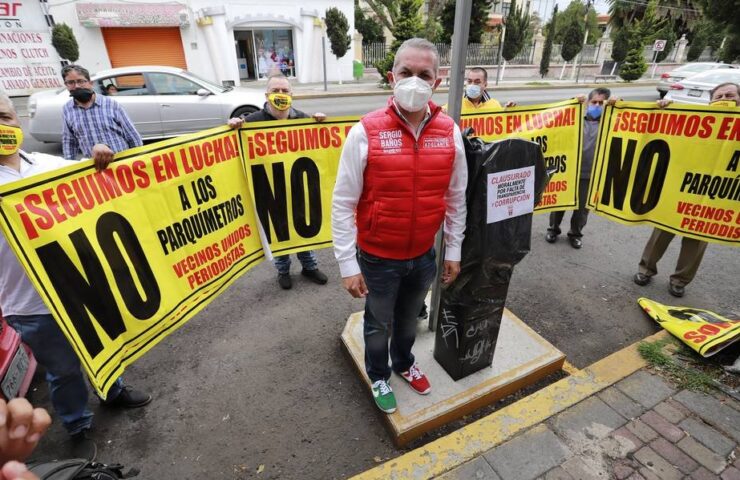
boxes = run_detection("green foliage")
[354,0,385,45]
[325,7,351,59]
[619,46,648,81]
[373,0,424,84]
[502,0,530,61]
[559,13,584,61]
[539,5,557,78]
[686,35,707,61]
[696,0,740,61]
[554,0,599,45]
[650,24,676,62]
[638,339,716,392]
[423,16,443,43]
[611,26,632,62]
[438,0,492,44]
[51,23,79,62]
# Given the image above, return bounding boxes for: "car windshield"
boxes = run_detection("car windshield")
[677,64,715,73]
[689,70,740,83]
[180,70,231,93]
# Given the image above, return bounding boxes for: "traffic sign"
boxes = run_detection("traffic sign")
[653,39,667,52]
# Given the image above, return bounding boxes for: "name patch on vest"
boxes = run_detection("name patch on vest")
[378,129,403,153]
[422,137,450,149]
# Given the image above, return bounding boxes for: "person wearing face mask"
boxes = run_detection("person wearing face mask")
[61,65,142,171]
[0,92,151,462]
[442,67,515,114]
[633,82,740,298]
[545,87,610,249]
[228,73,329,290]
[331,38,467,414]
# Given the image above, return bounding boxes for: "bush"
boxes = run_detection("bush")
[51,23,79,62]
[326,8,351,59]
[620,46,648,81]
[539,6,558,78]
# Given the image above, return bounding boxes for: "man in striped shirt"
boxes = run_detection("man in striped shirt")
[61,64,142,170]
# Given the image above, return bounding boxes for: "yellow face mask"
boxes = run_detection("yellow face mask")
[0,124,23,155]
[267,93,292,111]
[709,100,737,107]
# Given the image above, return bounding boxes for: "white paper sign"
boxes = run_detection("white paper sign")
[487,166,535,224]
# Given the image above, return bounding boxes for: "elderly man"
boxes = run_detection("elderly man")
[332,38,467,413]
[633,82,740,297]
[61,64,142,168]
[228,73,328,290]
[0,93,151,461]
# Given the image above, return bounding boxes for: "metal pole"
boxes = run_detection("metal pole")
[322,36,328,91]
[575,2,591,84]
[650,49,659,78]
[428,0,473,333]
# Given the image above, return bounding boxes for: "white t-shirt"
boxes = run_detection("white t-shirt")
[0,152,77,316]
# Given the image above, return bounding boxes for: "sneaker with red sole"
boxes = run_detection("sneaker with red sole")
[400,363,431,395]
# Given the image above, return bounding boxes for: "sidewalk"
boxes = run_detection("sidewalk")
[289,77,658,99]
[354,331,740,480]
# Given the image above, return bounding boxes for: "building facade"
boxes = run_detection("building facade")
[44,0,354,87]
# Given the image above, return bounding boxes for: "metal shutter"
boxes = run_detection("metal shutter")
[101,27,187,69]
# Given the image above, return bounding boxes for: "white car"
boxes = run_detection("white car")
[28,65,264,143]
[664,68,740,105]
[657,63,735,98]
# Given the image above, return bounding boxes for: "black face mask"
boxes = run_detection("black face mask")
[70,88,94,102]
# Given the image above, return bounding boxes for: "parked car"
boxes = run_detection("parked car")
[664,68,740,105]
[657,63,735,98]
[28,66,264,143]
[0,310,37,401]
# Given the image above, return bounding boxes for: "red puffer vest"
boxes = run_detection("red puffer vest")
[357,98,456,260]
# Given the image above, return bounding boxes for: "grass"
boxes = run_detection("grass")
[638,337,717,392]
[525,81,551,85]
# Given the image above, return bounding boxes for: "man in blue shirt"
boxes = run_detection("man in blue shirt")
[61,65,142,169]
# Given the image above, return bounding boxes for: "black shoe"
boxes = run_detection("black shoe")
[633,273,651,286]
[101,385,152,408]
[668,283,685,297]
[301,268,328,285]
[569,237,583,249]
[70,430,97,461]
[545,232,558,243]
[278,273,292,289]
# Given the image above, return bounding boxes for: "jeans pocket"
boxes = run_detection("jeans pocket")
[359,249,384,265]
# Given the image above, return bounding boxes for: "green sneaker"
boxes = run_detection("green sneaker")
[371,379,397,413]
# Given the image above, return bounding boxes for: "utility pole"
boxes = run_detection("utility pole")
[429,0,472,333]
[575,0,592,84]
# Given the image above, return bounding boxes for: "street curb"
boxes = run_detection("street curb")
[350,330,669,480]
[293,82,657,100]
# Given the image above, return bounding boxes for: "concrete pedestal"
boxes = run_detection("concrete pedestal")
[340,306,565,446]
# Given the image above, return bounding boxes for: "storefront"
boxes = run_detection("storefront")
[46,0,354,86]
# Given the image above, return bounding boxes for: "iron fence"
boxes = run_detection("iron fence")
[363,42,538,67]
[362,42,387,67]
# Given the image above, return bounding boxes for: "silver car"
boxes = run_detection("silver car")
[28,65,264,142]
[657,62,735,98]
[664,68,740,104]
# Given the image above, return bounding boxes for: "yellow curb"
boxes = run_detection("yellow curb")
[350,330,669,480]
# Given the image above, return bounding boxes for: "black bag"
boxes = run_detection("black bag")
[26,459,139,480]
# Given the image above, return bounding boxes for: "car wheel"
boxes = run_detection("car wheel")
[232,106,259,119]
[658,91,667,99]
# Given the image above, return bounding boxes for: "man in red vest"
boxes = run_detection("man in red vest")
[332,38,467,414]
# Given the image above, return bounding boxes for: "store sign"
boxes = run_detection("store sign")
[76,3,189,27]
[0,0,64,96]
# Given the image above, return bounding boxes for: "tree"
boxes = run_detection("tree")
[540,5,558,78]
[695,0,740,62]
[554,0,599,45]
[502,0,530,61]
[355,0,384,45]
[373,0,424,83]
[611,25,633,62]
[325,8,351,59]
[620,46,648,81]
[439,0,492,44]
[559,13,584,62]
[51,23,79,62]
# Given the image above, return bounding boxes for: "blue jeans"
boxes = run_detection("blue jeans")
[359,248,437,383]
[273,250,318,274]
[5,314,123,435]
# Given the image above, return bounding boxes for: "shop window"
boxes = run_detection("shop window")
[254,29,295,78]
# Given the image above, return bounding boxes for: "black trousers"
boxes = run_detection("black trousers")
[548,177,590,238]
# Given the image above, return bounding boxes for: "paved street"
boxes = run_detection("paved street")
[14,87,739,479]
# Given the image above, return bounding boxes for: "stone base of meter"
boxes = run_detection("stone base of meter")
[340,307,565,446]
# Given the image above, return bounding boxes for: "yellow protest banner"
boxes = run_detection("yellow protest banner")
[239,117,359,256]
[0,126,265,396]
[460,99,584,212]
[589,102,740,246]
[638,298,740,357]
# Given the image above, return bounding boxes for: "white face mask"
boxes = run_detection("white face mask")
[393,76,433,112]
[465,84,482,99]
